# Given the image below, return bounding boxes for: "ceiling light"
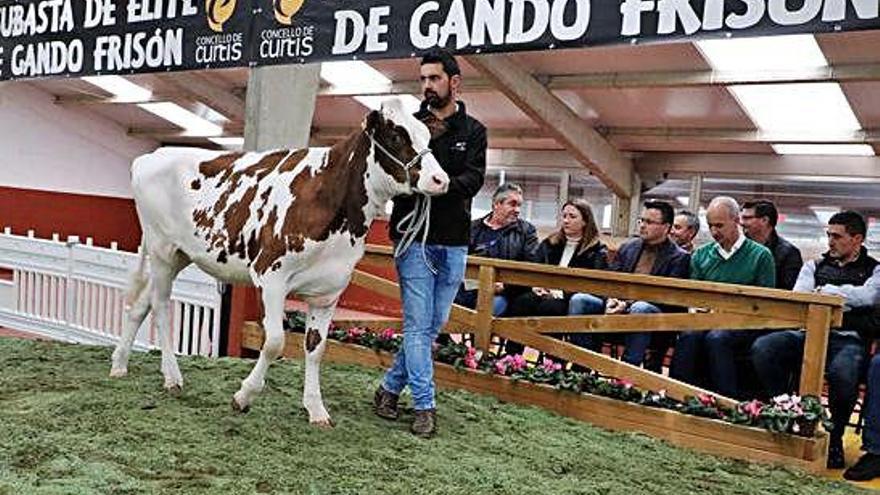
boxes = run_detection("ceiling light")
[772,144,875,156]
[209,137,245,148]
[695,34,827,72]
[321,61,422,114]
[82,75,152,101]
[730,83,861,133]
[82,75,223,137]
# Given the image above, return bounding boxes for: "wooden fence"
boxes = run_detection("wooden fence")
[243,244,844,470]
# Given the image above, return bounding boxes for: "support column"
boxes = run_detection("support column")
[244,64,321,150]
[559,171,570,210]
[611,173,641,238]
[688,175,703,212]
[227,64,321,357]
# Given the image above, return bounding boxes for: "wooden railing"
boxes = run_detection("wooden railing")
[355,245,844,409]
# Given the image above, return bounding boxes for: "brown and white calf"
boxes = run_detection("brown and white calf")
[110,99,448,426]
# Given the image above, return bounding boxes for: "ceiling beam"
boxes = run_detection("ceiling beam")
[151,72,245,121]
[464,53,633,197]
[317,63,880,98]
[55,93,183,106]
[130,123,880,147]
[637,153,880,180]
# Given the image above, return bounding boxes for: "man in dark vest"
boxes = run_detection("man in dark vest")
[752,211,880,469]
[741,199,803,290]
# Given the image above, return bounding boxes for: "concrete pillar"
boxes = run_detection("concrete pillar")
[227,64,321,357]
[243,64,321,151]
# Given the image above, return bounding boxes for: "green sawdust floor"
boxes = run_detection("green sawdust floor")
[0,338,871,495]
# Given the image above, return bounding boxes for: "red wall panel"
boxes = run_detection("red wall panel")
[0,186,141,251]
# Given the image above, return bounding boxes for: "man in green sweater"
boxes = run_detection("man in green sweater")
[669,196,775,399]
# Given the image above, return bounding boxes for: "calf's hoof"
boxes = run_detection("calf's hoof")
[109,368,128,378]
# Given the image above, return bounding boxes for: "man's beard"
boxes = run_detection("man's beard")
[424,90,452,109]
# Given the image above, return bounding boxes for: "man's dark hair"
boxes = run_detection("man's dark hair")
[644,200,674,225]
[677,210,700,234]
[829,210,867,237]
[421,48,461,77]
[742,199,779,227]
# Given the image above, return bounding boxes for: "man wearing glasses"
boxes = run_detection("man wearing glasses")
[568,200,689,367]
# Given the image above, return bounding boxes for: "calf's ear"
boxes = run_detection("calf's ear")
[362,110,383,134]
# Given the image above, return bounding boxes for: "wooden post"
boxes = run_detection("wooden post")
[474,266,496,352]
[798,304,832,397]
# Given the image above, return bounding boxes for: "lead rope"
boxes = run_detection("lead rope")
[393,194,437,274]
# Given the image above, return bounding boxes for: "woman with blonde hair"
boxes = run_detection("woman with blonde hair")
[504,199,609,353]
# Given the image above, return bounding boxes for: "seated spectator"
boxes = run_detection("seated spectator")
[454,183,539,316]
[845,355,880,480]
[568,200,689,367]
[670,209,700,253]
[752,211,880,470]
[669,196,775,399]
[741,199,803,290]
[504,199,609,354]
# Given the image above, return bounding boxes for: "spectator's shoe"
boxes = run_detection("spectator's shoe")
[844,453,880,481]
[411,409,437,438]
[827,437,845,470]
[373,386,399,420]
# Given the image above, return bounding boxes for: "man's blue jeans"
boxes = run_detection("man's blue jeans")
[863,355,880,454]
[751,329,867,440]
[567,294,659,366]
[382,243,467,411]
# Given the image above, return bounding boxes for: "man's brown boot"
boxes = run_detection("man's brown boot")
[411,409,436,437]
[373,386,399,420]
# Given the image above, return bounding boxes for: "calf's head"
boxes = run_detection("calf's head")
[363,99,449,197]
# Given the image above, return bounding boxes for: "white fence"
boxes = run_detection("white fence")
[0,229,222,357]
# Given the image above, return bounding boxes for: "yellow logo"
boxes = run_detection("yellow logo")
[206,0,236,32]
[274,0,305,25]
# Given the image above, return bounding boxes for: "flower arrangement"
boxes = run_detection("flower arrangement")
[281,310,830,438]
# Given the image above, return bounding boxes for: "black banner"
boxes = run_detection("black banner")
[2,0,880,82]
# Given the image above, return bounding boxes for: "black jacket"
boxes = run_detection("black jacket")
[537,238,609,302]
[469,216,540,262]
[766,231,803,290]
[389,101,487,246]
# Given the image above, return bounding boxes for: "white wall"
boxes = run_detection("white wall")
[0,82,158,198]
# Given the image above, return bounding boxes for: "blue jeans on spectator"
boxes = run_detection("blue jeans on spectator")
[751,329,867,440]
[863,355,880,454]
[671,329,762,398]
[568,294,659,367]
[382,244,467,411]
[454,288,508,316]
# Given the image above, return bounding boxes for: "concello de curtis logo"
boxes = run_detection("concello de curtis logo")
[206,0,237,32]
[274,0,305,25]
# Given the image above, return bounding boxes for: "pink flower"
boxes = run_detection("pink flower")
[346,327,366,341]
[614,379,634,390]
[541,358,562,373]
[494,359,509,375]
[698,394,717,407]
[742,400,763,419]
[379,328,396,340]
[464,356,479,370]
[510,354,527,372]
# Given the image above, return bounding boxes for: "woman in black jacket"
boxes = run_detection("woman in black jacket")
[503,199,609,354]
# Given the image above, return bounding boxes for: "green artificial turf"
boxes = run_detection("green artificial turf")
[0,338,869,495]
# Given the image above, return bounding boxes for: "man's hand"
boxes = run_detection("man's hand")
[606,298,628,315]
[532,287,550,298]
